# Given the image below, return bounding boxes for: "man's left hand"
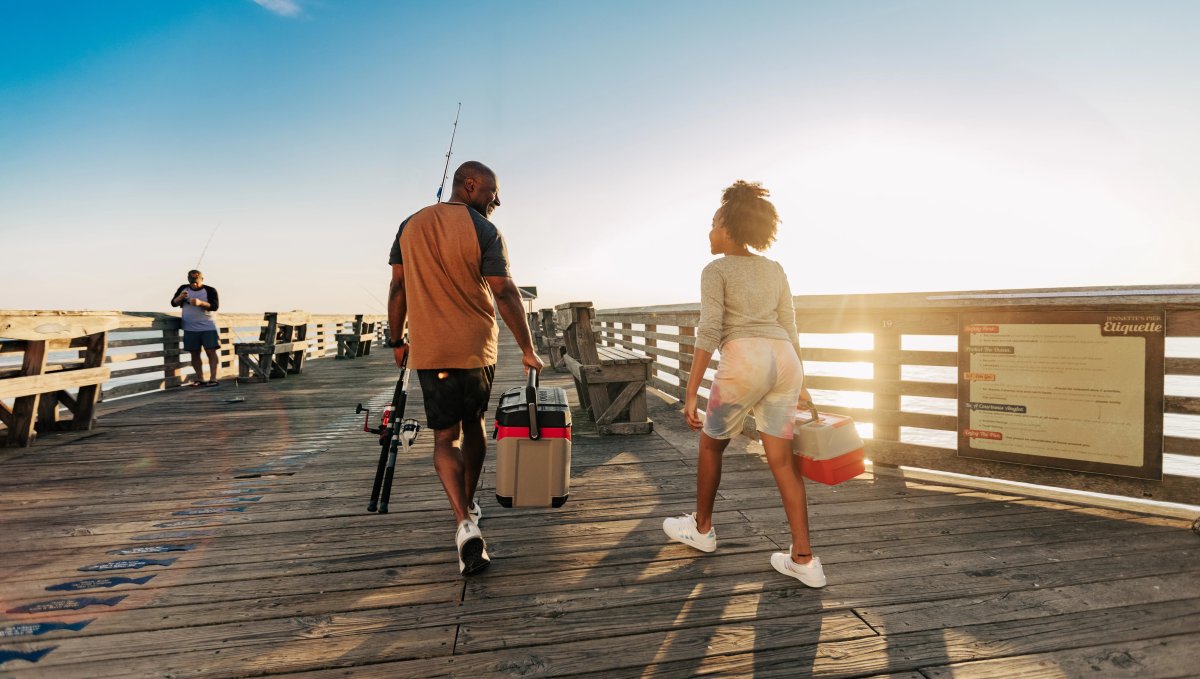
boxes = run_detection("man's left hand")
[393,343,408,368]
[522,350,545,374]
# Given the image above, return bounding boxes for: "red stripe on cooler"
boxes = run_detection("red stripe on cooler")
[495,425,572,440]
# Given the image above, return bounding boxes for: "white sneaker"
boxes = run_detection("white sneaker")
[455,520,490,576]
[468,498,482,524]
[662,513,717,553]
[771,549,826,588]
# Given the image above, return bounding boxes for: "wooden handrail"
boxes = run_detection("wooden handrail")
[586,285,1200,505]
[1,309,388,404]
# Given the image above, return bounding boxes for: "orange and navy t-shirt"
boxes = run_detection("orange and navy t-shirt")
[388,202,510,370]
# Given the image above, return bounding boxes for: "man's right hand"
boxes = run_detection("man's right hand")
[393,343,408,368]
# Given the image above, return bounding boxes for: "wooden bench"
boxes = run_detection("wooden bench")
[539,308,569,372]
[234,311,310,382]
[555,302,653,435]
[335,314,376,360]
[0,313,117,447]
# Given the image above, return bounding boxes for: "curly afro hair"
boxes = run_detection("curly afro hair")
[716,180,780,251]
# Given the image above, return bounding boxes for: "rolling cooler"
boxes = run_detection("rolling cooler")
[493,369,572,508]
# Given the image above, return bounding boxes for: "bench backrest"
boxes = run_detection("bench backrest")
[555,302,602,366]
[539,309,560,341]
[256,311,312,344]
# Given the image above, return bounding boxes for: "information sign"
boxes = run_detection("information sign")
[958,310,1164,480]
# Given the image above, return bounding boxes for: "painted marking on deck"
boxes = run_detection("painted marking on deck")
[45,575,157,591]
[108,544,196,555]
[152,519,214,528]
[77,558,177,572]
[0,619,93,638]
[8,595,127,614]
[0,647,56,665]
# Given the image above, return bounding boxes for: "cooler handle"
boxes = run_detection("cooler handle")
[526,368,541,440]
[798,399,820,423]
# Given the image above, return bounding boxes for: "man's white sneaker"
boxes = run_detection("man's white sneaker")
[771,551,826,588]
[455,520,490,576]
[662,513,717,553]
[468,498,483,524]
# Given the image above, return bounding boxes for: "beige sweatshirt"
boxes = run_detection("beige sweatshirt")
[695,254,802,358]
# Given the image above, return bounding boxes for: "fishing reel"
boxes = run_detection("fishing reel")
[356,403,391,438]
[355,404,421,447]
[399,418,421,446]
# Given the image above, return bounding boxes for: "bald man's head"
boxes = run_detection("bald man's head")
[452,161,495,189]
[450,161,501,217]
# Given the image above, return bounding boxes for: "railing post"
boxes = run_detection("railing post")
[644,323,657,383]
[874,322,901,442]
[218,322,234,379]
[163,326,182,388]
[679,324,695,387]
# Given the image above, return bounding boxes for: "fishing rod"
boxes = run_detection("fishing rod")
[358,285,387,314]
[196,226,219,269]
[435,103,462,202]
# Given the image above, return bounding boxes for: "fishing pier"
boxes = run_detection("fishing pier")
[2,287,1199,678]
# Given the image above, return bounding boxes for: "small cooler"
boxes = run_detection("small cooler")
[493,369,572,507]
[793,406,866,485]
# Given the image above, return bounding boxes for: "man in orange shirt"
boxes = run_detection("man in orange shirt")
[388,161,542,576]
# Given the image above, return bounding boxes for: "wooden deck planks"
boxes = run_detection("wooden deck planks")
[1,335,1198,678]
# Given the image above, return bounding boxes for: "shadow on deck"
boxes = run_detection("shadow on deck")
[1,337,1198,678]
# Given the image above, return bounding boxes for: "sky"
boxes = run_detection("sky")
[1,0,1198,315]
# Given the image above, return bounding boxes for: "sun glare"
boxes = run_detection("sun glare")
[761,123,1154,296]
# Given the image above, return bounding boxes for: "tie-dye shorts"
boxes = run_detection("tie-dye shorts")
[703,337,805,440]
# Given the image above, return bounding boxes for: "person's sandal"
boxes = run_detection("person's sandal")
[203,380,220,387]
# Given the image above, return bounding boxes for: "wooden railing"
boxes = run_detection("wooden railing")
[588,285,1200,505]
[1,310,388,403]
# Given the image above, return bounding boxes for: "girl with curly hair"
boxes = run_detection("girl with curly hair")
[662,180,825,587]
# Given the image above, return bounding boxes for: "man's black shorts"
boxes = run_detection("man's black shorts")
[416,366,496,431]
[183,329,220,351]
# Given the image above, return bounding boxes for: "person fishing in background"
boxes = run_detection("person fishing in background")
[170,269,221,387]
